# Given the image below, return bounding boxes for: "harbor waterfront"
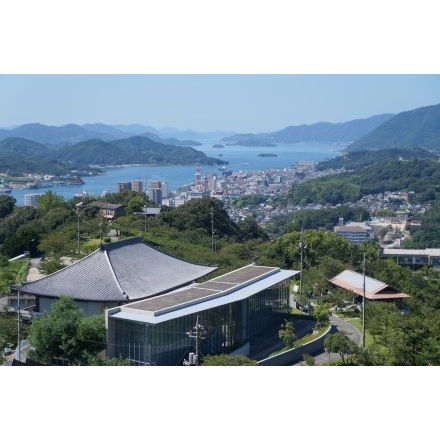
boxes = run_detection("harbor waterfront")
[11,141,345,206]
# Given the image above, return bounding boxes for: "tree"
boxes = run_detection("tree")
[324,332,357,365]
[278,319,296,348]
[313,304,331,328]
[0,195,16,218]
[126,195,147,215]
[165,198,239,237]
[28,295,106,365]
[36,190,65,213]
[236,215,269,240]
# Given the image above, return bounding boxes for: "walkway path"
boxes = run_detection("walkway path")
[304,313,362,366]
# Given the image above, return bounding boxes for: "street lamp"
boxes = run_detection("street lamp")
[25,238,35,257]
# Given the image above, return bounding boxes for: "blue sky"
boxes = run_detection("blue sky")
[1,3,439,133]
[1,74,439,133]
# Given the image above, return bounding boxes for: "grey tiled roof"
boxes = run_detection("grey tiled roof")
[13,237,218,303]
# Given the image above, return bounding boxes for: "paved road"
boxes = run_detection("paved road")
[297,313,362,366]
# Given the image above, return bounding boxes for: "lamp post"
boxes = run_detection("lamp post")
[26,238,34,257]
[73,208,81,255]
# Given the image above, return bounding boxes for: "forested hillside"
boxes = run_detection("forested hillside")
[287,159,440,205]
[346,103,440,152]
[1,179,440,365]
[0,135,226,176]
[315,148,438,171]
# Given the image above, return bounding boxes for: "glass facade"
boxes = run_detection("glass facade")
[109,278,291,366]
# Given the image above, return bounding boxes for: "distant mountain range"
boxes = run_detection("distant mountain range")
[0,123,235,146]
[220,104,440,151]
[221,114,395,145]
[1,102,439,177]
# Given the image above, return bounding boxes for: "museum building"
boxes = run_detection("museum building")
[106,264,298,366]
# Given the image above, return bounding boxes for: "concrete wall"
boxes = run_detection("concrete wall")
[257,324,336,366]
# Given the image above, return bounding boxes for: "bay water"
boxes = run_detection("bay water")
[12,140,346,206]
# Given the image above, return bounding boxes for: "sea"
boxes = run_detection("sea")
[12,139,347,207]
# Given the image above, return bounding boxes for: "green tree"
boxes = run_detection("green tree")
[236,215,269,240]
[36,190,65,213]
[313,304,331,328]
[0,195,16,218]
[278,319,295,348]
[126,195,147,215]
[38,257,66,275]
[324,332,357,365]
[28,295,106,365]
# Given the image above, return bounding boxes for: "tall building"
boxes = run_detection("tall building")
[150,187,162,205]
[132,179,143,193]
[24,193,42,207]
[149,180,162,189]
[161,180,169,198]
[117,182,132,192]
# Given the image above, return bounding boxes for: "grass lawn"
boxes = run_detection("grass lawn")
[0,259,29,296]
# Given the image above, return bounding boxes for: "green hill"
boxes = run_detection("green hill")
[0,135,226,176]
[58,136,225,166]
[346,103,440,152]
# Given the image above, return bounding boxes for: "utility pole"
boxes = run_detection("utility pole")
[183,316,207,366]
[144,205,147,233]
[15,259,28,362]
[362,252,366,348]
[211,209,215,253]
[299,229,306,296]
[73,208,80,255]
[17,284,21,362]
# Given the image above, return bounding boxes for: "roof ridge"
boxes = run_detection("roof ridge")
[15,246,102,288]
[102,247,125,296]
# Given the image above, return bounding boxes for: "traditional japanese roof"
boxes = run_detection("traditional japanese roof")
[12,237,218,303]
[328,269,409,300]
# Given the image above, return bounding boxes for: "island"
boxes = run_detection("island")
[258,153,278,157]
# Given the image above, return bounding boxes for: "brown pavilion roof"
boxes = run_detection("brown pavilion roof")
[328,269,409,300]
